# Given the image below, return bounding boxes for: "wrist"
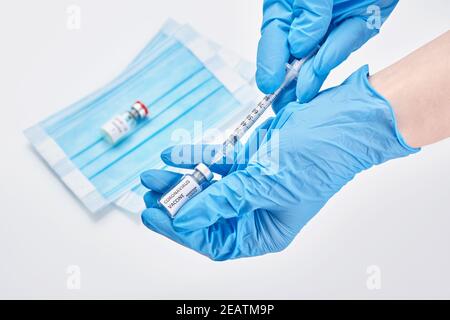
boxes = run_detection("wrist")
[355,65,420,156]
[369,69,417,148]
[369,31,450,148]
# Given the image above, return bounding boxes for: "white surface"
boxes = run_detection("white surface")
[1,0,450,299]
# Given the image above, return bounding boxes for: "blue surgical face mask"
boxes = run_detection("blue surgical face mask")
[25,19,258,214]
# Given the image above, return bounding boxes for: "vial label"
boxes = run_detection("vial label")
[160,175,201,217]
[101,114,133,144]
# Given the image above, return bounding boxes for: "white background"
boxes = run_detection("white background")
[1,0,449,299]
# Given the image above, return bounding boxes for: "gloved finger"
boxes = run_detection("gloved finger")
[142,208,240,261]
[288,0,333,58]
[296,17,376,103]
[296,56,327,103]
[313,17,376,77]
[271,79,297,114]
[143,190,161,209]
[173,166,277,232]
[161,144,240,176]
[140,169,182,193]
[256,0,292,94]
[296,17,377,103]
[142,208,276,260]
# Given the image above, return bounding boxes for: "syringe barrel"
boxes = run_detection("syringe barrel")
[229,94,275,139]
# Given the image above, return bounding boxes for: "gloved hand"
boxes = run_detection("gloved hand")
[256,0,399,112]
[141,65,419,261]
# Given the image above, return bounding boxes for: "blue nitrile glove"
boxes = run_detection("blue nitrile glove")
[256,0,399,112]
[141,65,419,261]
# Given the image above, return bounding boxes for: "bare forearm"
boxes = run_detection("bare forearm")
[370,31,450,148]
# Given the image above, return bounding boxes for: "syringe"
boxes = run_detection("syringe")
[159,52,315,217]
[209,55,314,166]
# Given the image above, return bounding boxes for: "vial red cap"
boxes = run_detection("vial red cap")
[134,101,149,117]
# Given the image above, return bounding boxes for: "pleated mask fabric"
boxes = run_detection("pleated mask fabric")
[25,19,259,214]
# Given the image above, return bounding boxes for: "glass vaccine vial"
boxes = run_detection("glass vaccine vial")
[159,163,214,217]
[101,101,149,144]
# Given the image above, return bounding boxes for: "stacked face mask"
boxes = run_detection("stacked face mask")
[25,19,258,214]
